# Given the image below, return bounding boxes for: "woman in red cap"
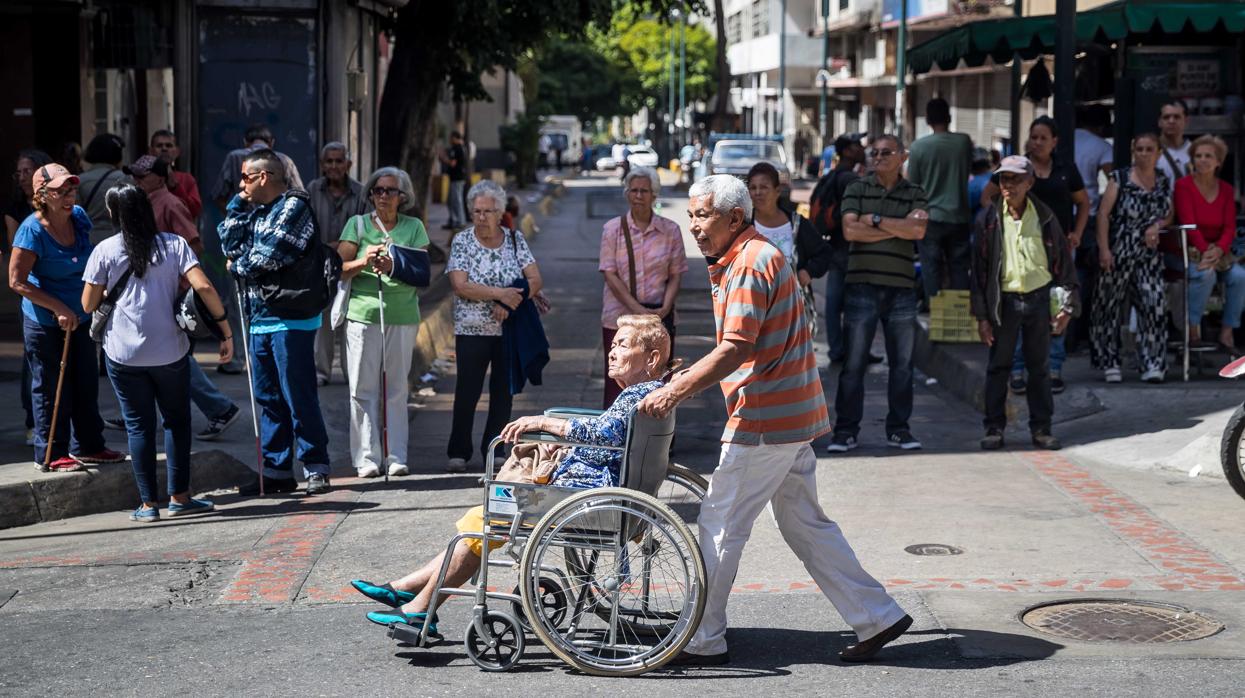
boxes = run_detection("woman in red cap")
[8,163,124,471]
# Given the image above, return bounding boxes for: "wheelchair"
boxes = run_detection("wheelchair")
[385,408,708,676]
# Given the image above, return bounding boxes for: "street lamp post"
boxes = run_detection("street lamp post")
[778,0,787,137]
[667,23,676,159]
[819,0,829,149]
[895,0,908,142]
[679,7,686,147]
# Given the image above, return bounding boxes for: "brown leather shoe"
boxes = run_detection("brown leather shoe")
[839,614,913,663]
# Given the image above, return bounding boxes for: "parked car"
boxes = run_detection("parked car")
[593,145,617,171]
[626,144,660,169]
[706,138,789,186]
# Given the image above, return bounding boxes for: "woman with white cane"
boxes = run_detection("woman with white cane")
[338,167,429,478]
[9,164,123,471]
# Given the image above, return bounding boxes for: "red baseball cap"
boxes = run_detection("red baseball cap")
[32,163,79,191]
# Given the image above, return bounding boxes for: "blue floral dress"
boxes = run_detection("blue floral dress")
[551,381,663,489]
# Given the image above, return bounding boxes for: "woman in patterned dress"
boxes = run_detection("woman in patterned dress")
[349,315,674,634]
[1092,132,1173,383]
[444,180,543,473]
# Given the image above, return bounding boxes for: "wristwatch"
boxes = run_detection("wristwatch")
[871,213,883,228]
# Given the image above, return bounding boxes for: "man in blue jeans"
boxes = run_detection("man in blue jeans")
[220,149,331,496]
[829,134,929,453]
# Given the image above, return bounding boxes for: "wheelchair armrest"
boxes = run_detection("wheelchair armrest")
[543,407,605,418]
[514,431,624,451]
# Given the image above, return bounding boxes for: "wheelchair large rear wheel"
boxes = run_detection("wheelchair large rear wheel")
[519,488,705,676]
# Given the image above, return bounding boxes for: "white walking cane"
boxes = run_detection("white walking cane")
[371,212,394,483]
[235,277,265,496]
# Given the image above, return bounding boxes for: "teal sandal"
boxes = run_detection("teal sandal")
[366,608,441,639]
[350,579,415,608]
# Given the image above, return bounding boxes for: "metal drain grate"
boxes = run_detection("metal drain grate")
[904,543,964,556]
[1021,600,1223,643]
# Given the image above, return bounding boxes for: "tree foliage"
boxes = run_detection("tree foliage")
[530,37,638,122]
[378,1,706,212]
[598,14,717,114]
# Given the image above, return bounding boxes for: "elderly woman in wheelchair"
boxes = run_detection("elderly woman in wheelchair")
[350,314,674,637]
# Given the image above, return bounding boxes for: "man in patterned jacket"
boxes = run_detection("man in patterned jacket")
[638,175,912,667]
[219,149,332,496]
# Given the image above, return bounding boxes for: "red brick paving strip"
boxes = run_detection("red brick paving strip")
[217,488,360,604]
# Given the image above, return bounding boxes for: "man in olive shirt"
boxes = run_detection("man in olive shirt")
[970,156,1077,451]
[829,134,929,453]
[907,98,973,298]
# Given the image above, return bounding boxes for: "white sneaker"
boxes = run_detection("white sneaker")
[446,457,468,473]
[1104,368,1122,383]
[357,463,381,478]
[1140,368,1165,384]
[388,462,409,477]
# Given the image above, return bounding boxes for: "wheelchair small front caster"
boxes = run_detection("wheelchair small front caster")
[465,610,525,672]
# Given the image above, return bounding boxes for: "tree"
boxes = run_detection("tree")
[598,15,717,115]
[532,37,637,122]
[377,1,701,215]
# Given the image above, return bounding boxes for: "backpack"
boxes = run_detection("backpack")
[808,169,845,243]
[255,197,343,319]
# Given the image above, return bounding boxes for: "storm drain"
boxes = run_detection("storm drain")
[1021,599,1223,643]
[904,543,964,556]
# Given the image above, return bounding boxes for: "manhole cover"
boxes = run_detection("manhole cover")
[1021,600,1223,643]
[904,543,964,556]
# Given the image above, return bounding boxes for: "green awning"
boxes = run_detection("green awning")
[908,1,1245,74]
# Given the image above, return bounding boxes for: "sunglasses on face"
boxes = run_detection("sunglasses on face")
[45,186,78,199]
[868,148,898,159]
[370,186,402,198]
[241,170,271,183]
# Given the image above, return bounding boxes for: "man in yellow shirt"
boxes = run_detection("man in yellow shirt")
[970,156,1078,451]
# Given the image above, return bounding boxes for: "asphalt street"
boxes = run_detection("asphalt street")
[2,173,1245,696]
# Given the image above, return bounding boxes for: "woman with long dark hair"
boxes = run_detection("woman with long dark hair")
[82,184,233,523]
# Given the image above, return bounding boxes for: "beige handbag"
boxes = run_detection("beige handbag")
[495,442,566,484]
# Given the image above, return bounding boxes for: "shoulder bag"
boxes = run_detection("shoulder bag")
[329,216,361,329]
[89,266,133,342]
[617,215,674,334]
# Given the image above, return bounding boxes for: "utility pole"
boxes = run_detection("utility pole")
[819,0,829,149]
[778,0,787,136]
[679,7,687,147]
[1053,0,1076,165]
[895,0,908,142]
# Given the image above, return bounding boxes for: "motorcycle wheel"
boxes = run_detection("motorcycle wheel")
[1218,404,1245,501]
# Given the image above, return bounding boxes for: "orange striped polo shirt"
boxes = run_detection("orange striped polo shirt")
[709,227,831,445]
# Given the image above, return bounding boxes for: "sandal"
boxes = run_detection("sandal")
[366,608,441,639]
[350,579,415,608]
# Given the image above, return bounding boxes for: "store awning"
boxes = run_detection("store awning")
[907,1,1245,74]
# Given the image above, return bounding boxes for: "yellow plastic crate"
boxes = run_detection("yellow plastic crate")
[928,324,978,343]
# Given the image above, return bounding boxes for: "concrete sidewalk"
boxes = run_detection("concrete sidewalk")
[913,315,1245,481]
[0,178,559,529]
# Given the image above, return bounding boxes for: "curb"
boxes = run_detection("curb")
[914,316,987,412]
[0,449,253,529]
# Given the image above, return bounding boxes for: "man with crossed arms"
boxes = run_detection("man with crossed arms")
[638,174,911,666]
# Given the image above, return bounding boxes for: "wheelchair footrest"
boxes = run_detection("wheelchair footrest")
[387,622,441,646]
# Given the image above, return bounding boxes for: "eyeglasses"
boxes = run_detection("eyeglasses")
[471,208,499,217]
[371,186,402,198]
[241,170,272,183]
[868,148,898,159]
[44,186,79,199]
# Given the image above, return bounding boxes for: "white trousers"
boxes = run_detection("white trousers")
[685,440,907,656]
[345,320,419,472]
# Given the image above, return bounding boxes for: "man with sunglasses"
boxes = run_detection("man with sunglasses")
[219,149,332,496]
[307,142,369,385]
[829,134,929,453]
